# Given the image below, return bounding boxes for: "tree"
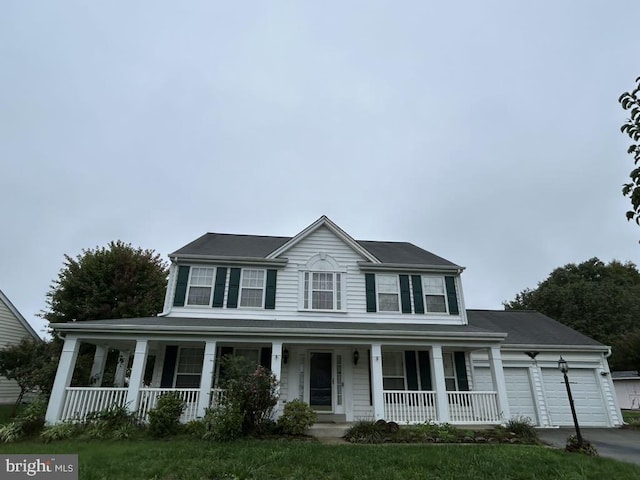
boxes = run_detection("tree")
[42,241,169,323]
[504,258,640,370]
[0,338,58,412]
[611,329,640,374]
[619,76,640,227]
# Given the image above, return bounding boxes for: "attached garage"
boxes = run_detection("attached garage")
[473,367,538,424]
[542,368,608,427]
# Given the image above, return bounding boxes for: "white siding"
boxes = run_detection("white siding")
[613,379,640,410]
[352,359,374,420]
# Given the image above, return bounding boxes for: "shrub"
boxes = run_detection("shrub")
[147,393,185,437]
[505,416,538,442]
[85,404,139,439]
[0,395,47,443]
[41,422,80,443]
[565,435,598,456]
[277,400,317,435]
[202,404,243,442]
[344,420,387,444]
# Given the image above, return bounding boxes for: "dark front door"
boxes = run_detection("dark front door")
[310,352,332,411]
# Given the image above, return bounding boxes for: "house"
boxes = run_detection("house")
[44,216,623,427]
[0,289,42,404]
[611,371,640,410]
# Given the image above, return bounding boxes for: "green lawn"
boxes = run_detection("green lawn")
[1,438,639,480]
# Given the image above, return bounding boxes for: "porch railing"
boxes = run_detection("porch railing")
[383,390,500,425]
[138,388,200,422]
[61,387,128,422]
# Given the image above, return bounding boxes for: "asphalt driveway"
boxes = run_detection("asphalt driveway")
[537,428,640,465]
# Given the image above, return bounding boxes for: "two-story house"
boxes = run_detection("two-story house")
[45,216,623,427]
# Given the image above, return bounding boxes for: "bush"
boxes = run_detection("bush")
[277,400,317,435]
[0,395,47,443]
[41,422,81,443]
[147,393,185,437]
[505,416,538,442]
[84,404,139,439]
[344,420,388,444]
[202,404,243,442]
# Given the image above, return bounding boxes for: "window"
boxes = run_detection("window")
[382,351,405,390]
[422,276,448,313]
[235,348,260,365]
[377,275,400,312]
[303,272,343,310]
[443,352,458,391]
[175,347,204,388]
[186,267,215,306]
[239,269,265,307]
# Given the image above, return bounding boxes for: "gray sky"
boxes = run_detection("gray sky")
[1,1,638,337]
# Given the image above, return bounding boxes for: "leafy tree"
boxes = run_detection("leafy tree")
[619,76,640,227]
[42,241,169,323]
[611,329,640,374]
[504,258,640,370]
[0,339,58,412]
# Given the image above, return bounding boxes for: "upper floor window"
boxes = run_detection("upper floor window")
[377,275,400,312]
[303,271,343,310]
[187,267,215,306]
[422,276,448,313]
[239,269,266,308]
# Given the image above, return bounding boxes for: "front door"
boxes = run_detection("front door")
[309,352,332,411]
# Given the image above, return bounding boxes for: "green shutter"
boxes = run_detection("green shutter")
[227,268,241,308]
[212,267,227,307]
[454,351,469,391]
[173,266,190,306]
[160,346,178,387]
[418,351,432,390]
[405,351,418,390]
[445,276,459,315]
[399,275,412,313]
[411,275,425,314]
[365,273,377,312]
[265,270,277,309]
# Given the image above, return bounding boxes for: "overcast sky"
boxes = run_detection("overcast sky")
[1,1,638,337]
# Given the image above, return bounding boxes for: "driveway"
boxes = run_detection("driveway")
[537,428,640,465]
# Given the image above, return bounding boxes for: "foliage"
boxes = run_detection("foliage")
[0,338,58,410]
[277,400,317,435]
[504,258,640,368]
[0,395,47,443]
[147,393,185,437]
[619,76,640,228]
[202,404,244,442]
[504,416,538,442]
[84,404,140,439]
[611,329,640,374]
[41,422,81,443]
[42,240,168,324]
[565,435,598,456]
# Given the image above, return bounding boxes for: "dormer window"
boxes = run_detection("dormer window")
[186,267,215,306]
[239,269,266,308]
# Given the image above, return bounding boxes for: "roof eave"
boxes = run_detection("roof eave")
[357,262,464,273]
[169,255,288,268]
[501,343,609,353]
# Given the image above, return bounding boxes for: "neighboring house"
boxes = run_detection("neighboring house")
[0,289,42,404]
[612,371,640,410]
[44,216,623,427]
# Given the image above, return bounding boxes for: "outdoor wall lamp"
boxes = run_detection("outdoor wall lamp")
[353,349,359,366]
[283,348,289,365]
[558,356,583,445]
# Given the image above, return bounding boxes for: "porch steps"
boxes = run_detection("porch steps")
[308,423,351,441]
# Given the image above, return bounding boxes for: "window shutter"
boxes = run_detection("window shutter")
[445,276,459,315]
[173,266,190,307]
[226,268,241,308]
[411,275,425,314]
[367,349,373,405]
[260,347,272,370]
[212,267,227,308]
[454,351,469,391]
[417,351,432,390]
[160,346,178,387]
[265,270,277,310]
[404,350,419,390]
[399,275,412,313]
[365,273,377,312]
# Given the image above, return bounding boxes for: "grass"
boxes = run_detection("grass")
[623,410,640,429]
[1,438,639,479]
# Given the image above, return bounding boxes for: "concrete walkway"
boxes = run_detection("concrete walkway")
[537,428,640,466]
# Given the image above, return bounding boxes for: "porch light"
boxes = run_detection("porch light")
[353,349,359,366]
[283,349,289,365]
[558,356,583,445]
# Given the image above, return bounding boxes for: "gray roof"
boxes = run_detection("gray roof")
[467,310,604,347]
[171,233,459,267]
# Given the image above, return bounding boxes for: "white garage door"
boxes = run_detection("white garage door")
[473,367,538,424]
[542,368,607,427]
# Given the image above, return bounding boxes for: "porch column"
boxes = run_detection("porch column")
[114,351,131,387]
[196,340,217,418]
[370,343,384,420]
[430,345,450,423]
[488,346,511,421]
[45,336,80,424]
[90,345,108,387]
[271,341,283,416]
[125,340,149,413]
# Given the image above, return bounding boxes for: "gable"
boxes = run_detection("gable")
[0,290,40,346]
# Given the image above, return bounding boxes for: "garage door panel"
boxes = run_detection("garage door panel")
[473,367,537,424]
[542,369,606,427]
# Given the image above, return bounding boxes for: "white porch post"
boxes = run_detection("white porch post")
[114,351,131,387]
[90,345,108,387]
[430,345,450,423]
[488,346,511,421]
[196,340,217,418]
[271,341,283,416]
[45,336,80,424]
[370,343,384,420]
[125,340,149,413]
